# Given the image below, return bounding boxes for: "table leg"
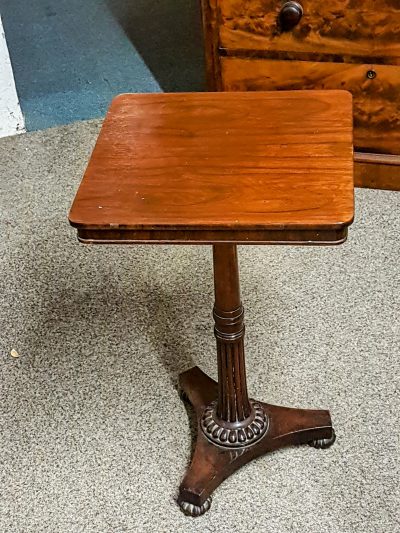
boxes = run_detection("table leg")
[177,244,335,516]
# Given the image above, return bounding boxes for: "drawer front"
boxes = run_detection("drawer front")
[221,58,400,155]
[219,0,400,63]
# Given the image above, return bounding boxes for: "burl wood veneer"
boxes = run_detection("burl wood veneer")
[69,91,354,516]
[200,0,400,190]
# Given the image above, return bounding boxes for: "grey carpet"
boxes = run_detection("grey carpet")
[0,121,399,533]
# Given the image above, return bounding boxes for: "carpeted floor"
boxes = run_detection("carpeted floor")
[0,121,399,532]
[0,0,204,131]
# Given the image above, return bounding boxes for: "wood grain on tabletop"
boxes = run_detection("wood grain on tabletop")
[68,91,354,241]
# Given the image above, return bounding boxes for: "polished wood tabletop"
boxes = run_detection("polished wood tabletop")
[69,91,354,244]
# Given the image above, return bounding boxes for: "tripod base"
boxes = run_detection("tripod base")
[178,366,335,516]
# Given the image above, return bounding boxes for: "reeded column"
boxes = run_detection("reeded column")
[200,244,268,448]
[213,244,250,422]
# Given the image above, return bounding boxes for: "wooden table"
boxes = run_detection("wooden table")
[69,91,354,516]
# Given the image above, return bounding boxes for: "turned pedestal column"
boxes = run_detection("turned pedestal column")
[201,244,268,448]
[177,244,336,516]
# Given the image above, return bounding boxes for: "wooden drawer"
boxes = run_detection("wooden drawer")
[219,0,400,63]
[221,58,400,155]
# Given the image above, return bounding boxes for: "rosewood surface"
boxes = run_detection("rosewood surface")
[69,91,353,244]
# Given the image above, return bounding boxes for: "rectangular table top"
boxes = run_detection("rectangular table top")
[69,91,354,245]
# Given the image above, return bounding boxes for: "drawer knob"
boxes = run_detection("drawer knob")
[279,1,303,31]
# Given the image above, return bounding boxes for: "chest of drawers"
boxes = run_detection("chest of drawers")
[200,0,400,189]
